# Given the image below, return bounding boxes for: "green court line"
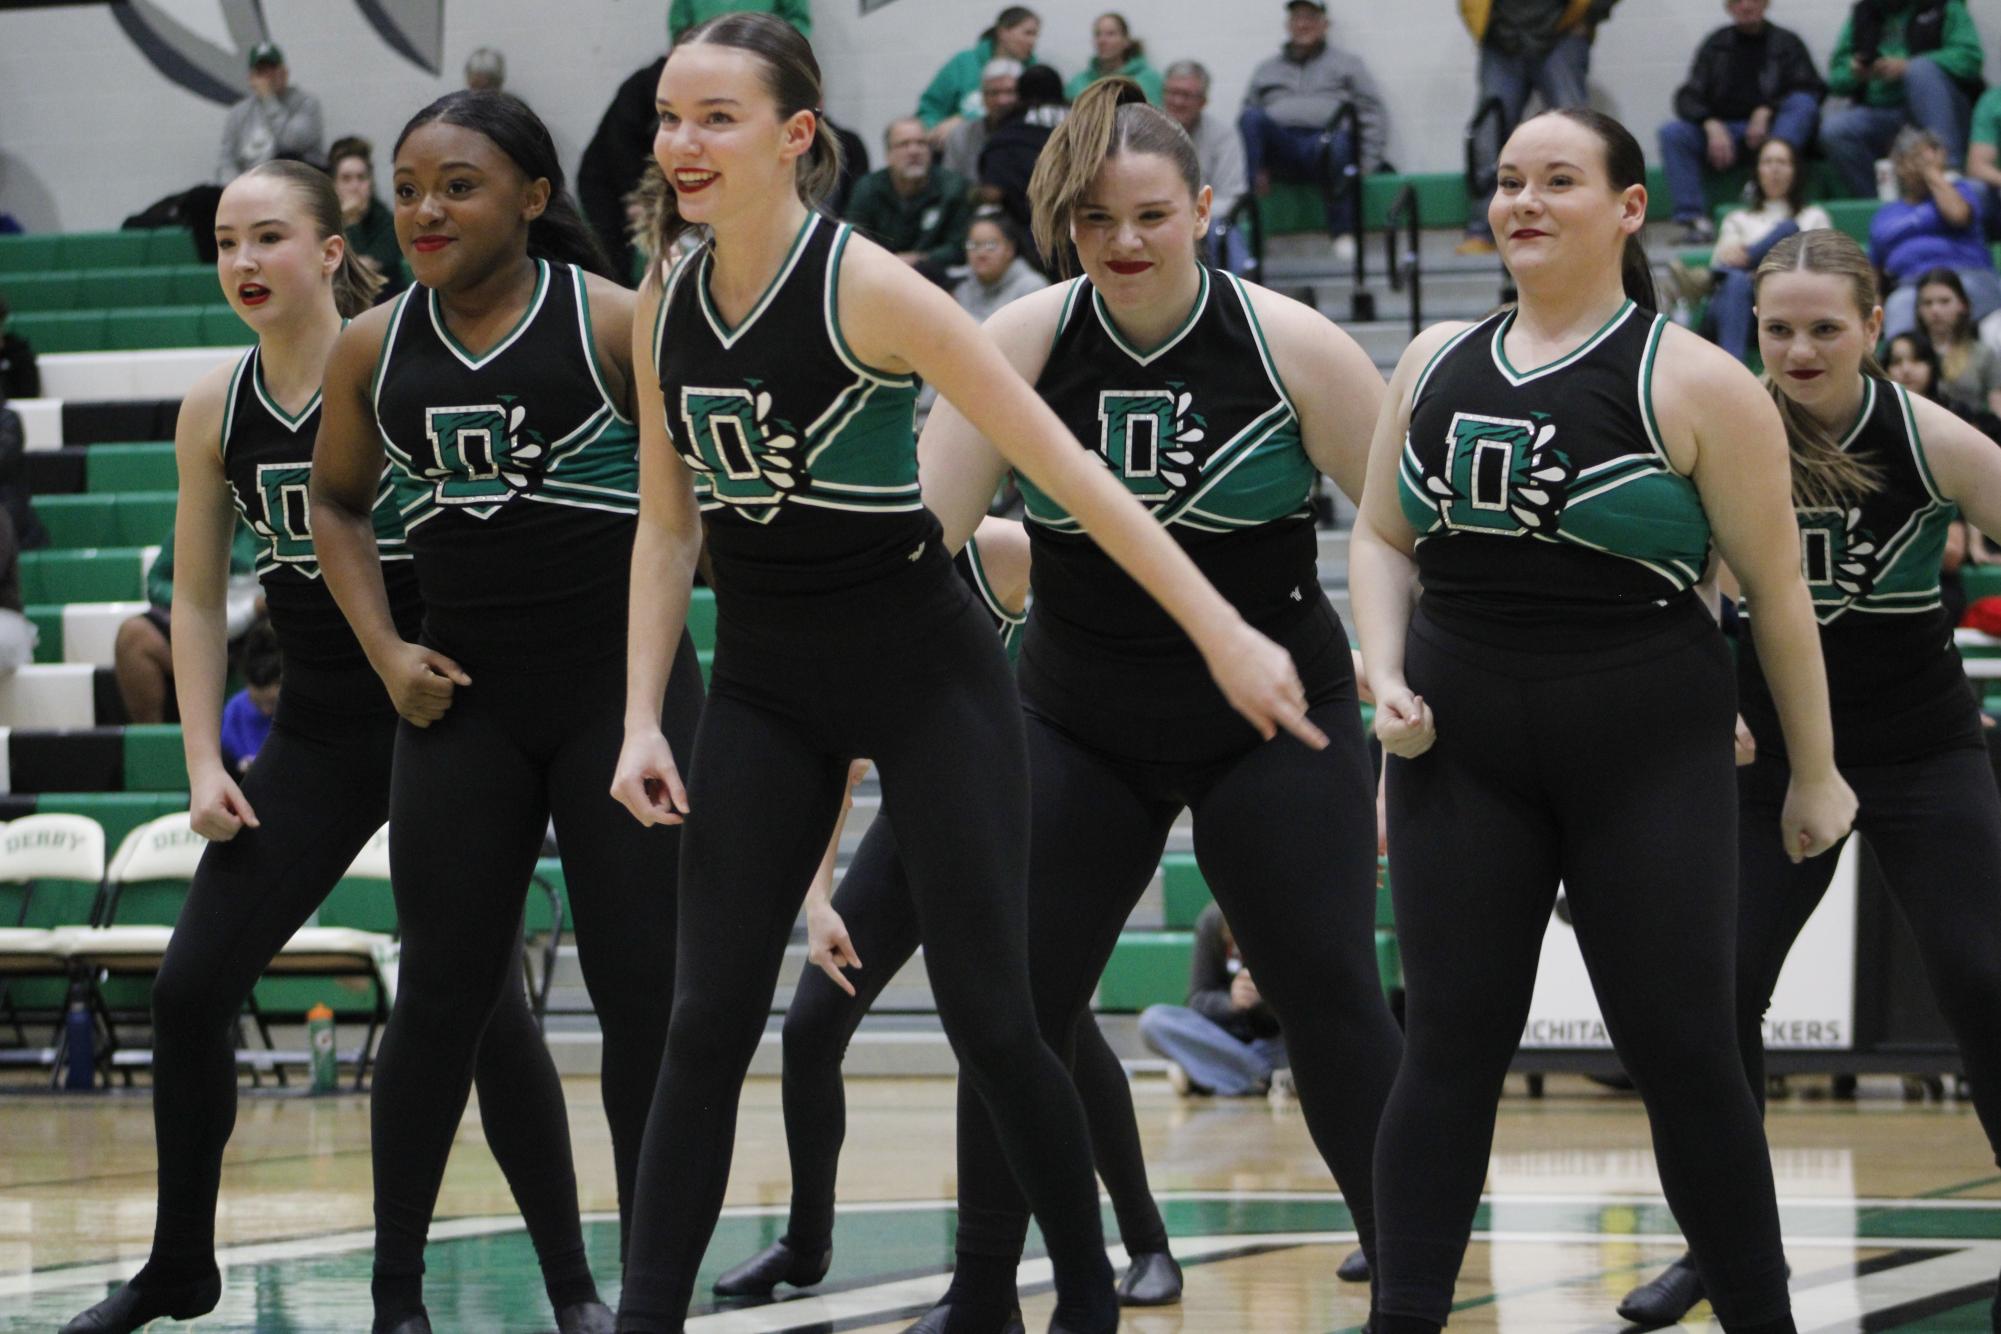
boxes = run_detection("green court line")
[1919,1173,2001,1200]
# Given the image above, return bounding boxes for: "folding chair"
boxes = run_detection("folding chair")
[0,814,109,1067]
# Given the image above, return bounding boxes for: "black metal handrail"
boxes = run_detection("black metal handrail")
[1325,100,1368,308]
[1227,193,1265,285]
[1384,182,1422,341]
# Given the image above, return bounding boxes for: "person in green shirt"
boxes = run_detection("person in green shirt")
[1965,84,2001,231]
[842,117,977,280]
[669,0,809,42]
[1821,0,1985,197]
[918,6,1048,145]
[1064,12,1163,104]
[327,136,405,300]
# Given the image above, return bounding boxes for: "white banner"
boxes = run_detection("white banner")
[1519,840,1858,1051]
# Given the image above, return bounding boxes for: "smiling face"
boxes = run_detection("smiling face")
[654,41,815,230]
[392,120,547,290]
[1489,114,1645,289]
[1070,150,1209,305]
[1756,268,1882,412]
[213,172,339,328]
[1917,280,1969,343]
[1092,14,1129,64]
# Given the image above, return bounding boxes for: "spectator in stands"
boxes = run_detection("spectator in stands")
[580,55,670,276]
[669,0,811,43]
[0,292,39,401]
[114,521,258,724]
[0,506,31,676]
[1065,13,1163,105]
[1821,0,1984,199]
[941,58,1021,182]
[1164,60,1250,267]
[463,46,507,92]
[1456,0,1620,255]
[846,118,975,282]
[1872,127,2001,338]
[820,110,870,218]
[1912,268,2001,416]
[955,212,1046,321]
[1240,0,1388,261]
[978,64,1068,230]
[1658,0,1825,245]
[216,43,324,183]
[1138,903,1287,1097]
[0,392,47,550]
[1682,137,1831,361]
[1966,83,2001,232]
[219,619,280,778]
[920,7,1046,146]
[328,137,404,299]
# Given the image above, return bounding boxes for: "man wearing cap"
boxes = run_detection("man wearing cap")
[1239,1,1388,258]
[1456,0,1621,253]
[216,43,325,182]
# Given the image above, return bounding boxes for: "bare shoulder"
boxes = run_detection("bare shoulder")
[981,277,1073,353]
[1651,322,1770,421]
[1908,388,1991,464]
[175,357,237,448]
[326,298,400,390]
[582,269,638,323]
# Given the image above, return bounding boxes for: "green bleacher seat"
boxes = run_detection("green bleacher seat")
[110,306,207,351]
[1964,566,2001,600]
[1097,931,1194,1011]
[143,230,199,266]
[1160,852,1209,929]
[687,587,717,653]
[33,492,176,549]
[123,725,188,793]
[1375,930,1401,993]
[0,270,81,313]
[87,444,179,493]
[1823,199,1878,246]
[199,305,255,346]
[59,231,153,271]
[25,606,62,664]
[169,265,219,304]
[12,311,109,354]
[0,234,65,274]
[34,793,186,852]
[79,266,172,307]
[20,548,147,603]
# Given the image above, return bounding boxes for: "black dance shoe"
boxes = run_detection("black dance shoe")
[1615,1253,1705,1328]
[554,1299,617,1333]
[712,1238,833,1297]
[1117,1250,1183,1305]
[60,1271,222,1333]
[374,1317,433,1334]
[1338,1247,1372,1282]
[901,1303,1026,1333]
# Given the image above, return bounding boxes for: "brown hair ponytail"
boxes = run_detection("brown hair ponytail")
[1027,75,1199,276]
[646,12,843,268]
[239,159,384,317]
[1754,229,1885,508]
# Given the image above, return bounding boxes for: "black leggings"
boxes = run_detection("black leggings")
[144,673,590,1308]
[1737,744,2001,1155]
[948,655,1400,1291]
[370,637,703,1323]
[615,570,1113,1332]
[1376,606,1791,1330]
[777,812,1170,1259]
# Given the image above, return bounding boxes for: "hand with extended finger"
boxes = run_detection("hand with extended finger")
[610,726,691,827]
[1780,769,1857,864]
[188,765,260,842]
[377,641,471,727]
[807,894,863,997]
[1373,677,1436,758]
[1203,618,1328,749]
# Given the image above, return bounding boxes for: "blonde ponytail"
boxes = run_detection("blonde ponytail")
[1028,76,1197,276]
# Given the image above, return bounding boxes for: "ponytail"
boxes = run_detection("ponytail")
[1029,76,1197,276]
[1755,229,1886,508]
[1620,234,1657,313]
[238,159,384,317]
[395,90,619,282]
[648,12,843,266]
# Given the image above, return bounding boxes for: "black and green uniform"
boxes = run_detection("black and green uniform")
[71,342,600,1334]
[622,211,1116,1333]
[939,266,1402,1325]
[364,259,702,1327]
[1378,301,1795,1331]
[1734,378,2001,1207]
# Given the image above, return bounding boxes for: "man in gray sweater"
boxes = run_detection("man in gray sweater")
[216,43,325,182]
[1238,1,1387,248]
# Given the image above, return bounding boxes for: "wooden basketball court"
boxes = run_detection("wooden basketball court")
[2,1073,1995,1331]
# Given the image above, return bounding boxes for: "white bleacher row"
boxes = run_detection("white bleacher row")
[17,347,238,450]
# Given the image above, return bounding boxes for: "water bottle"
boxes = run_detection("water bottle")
[306,1002,337,1094]
[63,993,94,1091]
